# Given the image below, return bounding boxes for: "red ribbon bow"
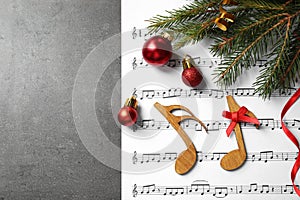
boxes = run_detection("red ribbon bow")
[222,106,260,137]
[281,88,300,196]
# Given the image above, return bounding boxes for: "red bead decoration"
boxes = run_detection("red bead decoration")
[118,106,138,126]
[118,96,138,126]
[182,67,203,87]
[181,55,203,87]
[142,35,172,66]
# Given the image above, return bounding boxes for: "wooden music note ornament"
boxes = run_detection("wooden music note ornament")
[221,96,260,171]
[154,102,208,174]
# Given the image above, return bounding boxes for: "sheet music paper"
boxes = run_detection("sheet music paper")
[121,0,300,199]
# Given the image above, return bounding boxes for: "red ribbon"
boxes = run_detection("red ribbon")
[281,88,300,196]
[222,106,260,137]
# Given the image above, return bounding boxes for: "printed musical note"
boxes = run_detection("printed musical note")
[193,56,201,65]
[131,27,153,40]
[166,59,179,67]
[163,187,185,196]
[258,118,276,130]
[194,123,203,131]
[138,58,148,67]
[189,181,210,194]
[144,32,155,41]
[134,119,300,131]
[139,90,155,100]
[209,89,224,99]
[248,183,258,193]
[188,88,203,98]
[141,184,156,194]
[132,151,298,164]
[258,151,274,163]
[234,88,256,96]
[131,55,269,70]
[133,181,299,197]
[283,185,295,194]
[292,119,300,130]
[133,87,299,100]
[236,185,243,194]
[138,119,155,129]
[254,59,267,67]
[162,88,182,98]
[260,185,270,193]
[280,88,297,96]
[213,187,228,198]
[140,153,161,163]
[211,152,222,161]
[131,56,221,69]
[162,152,177,161]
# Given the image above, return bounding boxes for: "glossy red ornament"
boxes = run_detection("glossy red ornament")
[118,96,138,126]
[142,35,172,66]
[181,56,203,87]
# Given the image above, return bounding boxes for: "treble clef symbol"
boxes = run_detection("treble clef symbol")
[132,184,138,197]
[132,27,137,39]
[132,151,138,164]
[132,57,137,70]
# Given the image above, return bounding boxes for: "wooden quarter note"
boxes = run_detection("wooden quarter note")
[220,96,259,171]
[154,102,208,175]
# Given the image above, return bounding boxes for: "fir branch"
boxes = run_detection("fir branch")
[218,16,287,81]
[237,0,285,10]
[147,0,219,34]
[212,12,289,56]
[253,10,300,98]
[264,17,291,90]
[281,49,300,84]
[146,0,300,98]
[173,19,216,49]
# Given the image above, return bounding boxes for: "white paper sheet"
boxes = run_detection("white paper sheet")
[121,1,300,199]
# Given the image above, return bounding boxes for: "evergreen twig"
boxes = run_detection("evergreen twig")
[147,0,300,99]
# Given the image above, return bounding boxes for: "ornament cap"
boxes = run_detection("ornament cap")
[182,55,194,69]
[124,96,138,109]
[161,32,173,42]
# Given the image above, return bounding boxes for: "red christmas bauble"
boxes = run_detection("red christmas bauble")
[118,106,138,126]
[142,35,172,66]
[182,67,203,87]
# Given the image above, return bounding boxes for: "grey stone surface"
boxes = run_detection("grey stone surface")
[0,0,120,199]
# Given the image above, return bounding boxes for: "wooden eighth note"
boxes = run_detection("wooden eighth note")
[220,96,259,171]
[154,102,208,175]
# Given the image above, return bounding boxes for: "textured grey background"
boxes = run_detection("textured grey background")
[0,0,120,199]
